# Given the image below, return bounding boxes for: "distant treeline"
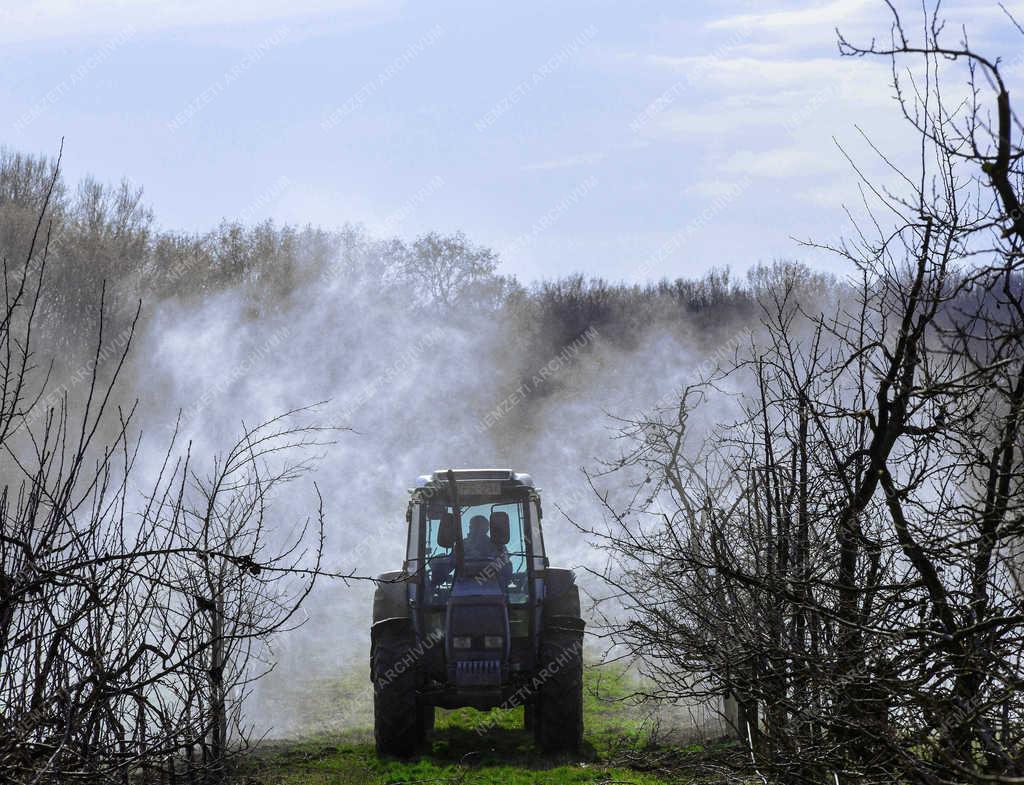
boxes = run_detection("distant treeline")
[0,148,837,374]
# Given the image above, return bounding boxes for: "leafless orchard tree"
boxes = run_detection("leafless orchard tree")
[397,230,514,309]
[0,156,334,784]
[581,5,1024,784]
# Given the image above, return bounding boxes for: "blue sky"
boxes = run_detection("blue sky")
[1,0,1020,283]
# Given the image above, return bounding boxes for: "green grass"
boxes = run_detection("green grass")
[238,665,724,785]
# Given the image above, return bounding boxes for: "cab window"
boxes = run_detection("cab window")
[423,498,529,605]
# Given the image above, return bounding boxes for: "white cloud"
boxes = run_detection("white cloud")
[795,181,859,208]
[708,0,874,32]
[521,151,607,172]
[633,52,893,144]
[648,54,861,89]
[648,84,871,140]
[0,0,396,45]
[719,146,847,179]
[685,179,746,198]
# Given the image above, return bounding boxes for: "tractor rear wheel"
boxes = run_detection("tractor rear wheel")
[372,631,421,757]
[534,632,584,752]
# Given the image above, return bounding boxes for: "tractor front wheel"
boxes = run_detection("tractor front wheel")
[372,631,421,757]
[534,632,584,752]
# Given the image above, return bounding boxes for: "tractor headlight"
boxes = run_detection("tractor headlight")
[484,635,504,649]
[451,636,472,649]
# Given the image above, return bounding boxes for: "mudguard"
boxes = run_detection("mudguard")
[541,568,582,622]
[373,571,409,623]
[371,616,413,646]
[372,573,411,655]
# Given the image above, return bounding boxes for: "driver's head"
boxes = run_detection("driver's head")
[469,515,489,537]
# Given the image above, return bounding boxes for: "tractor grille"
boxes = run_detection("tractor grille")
[454,659,502,687]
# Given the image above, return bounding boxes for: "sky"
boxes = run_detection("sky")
[1,0,1021,283]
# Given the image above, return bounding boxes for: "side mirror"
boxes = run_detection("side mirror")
[427,499,447,518]
[437,512,456,549]
[490,511,510,546]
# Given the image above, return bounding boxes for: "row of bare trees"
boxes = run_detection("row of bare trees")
[585,6,1024,784]
[1,144,841,407]
[0,158,332,783]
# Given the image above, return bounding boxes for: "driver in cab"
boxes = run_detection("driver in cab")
[464,515,512,587]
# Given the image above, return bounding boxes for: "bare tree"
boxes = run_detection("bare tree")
[0,155,334,784]
[399,230,510,309]
[581,5,1024,784]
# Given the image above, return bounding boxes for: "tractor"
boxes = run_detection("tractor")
[370,468,585,756]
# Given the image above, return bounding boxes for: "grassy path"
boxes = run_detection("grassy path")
[240,666,722,784]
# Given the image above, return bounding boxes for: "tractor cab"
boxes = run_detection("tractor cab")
[407,470,546,690]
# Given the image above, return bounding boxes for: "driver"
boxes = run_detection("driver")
[464,514,512,586]
[464,515,495,560]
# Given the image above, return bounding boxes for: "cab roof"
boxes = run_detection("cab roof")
[411,468,535,490]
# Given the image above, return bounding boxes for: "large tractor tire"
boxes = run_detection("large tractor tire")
[534,628,584,753]
[534,569,585,752]
[417,700,435,742]
[372,630,421,757]
[523,701,535,731]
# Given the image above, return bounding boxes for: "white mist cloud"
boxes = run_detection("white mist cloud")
[124,230,759,735]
